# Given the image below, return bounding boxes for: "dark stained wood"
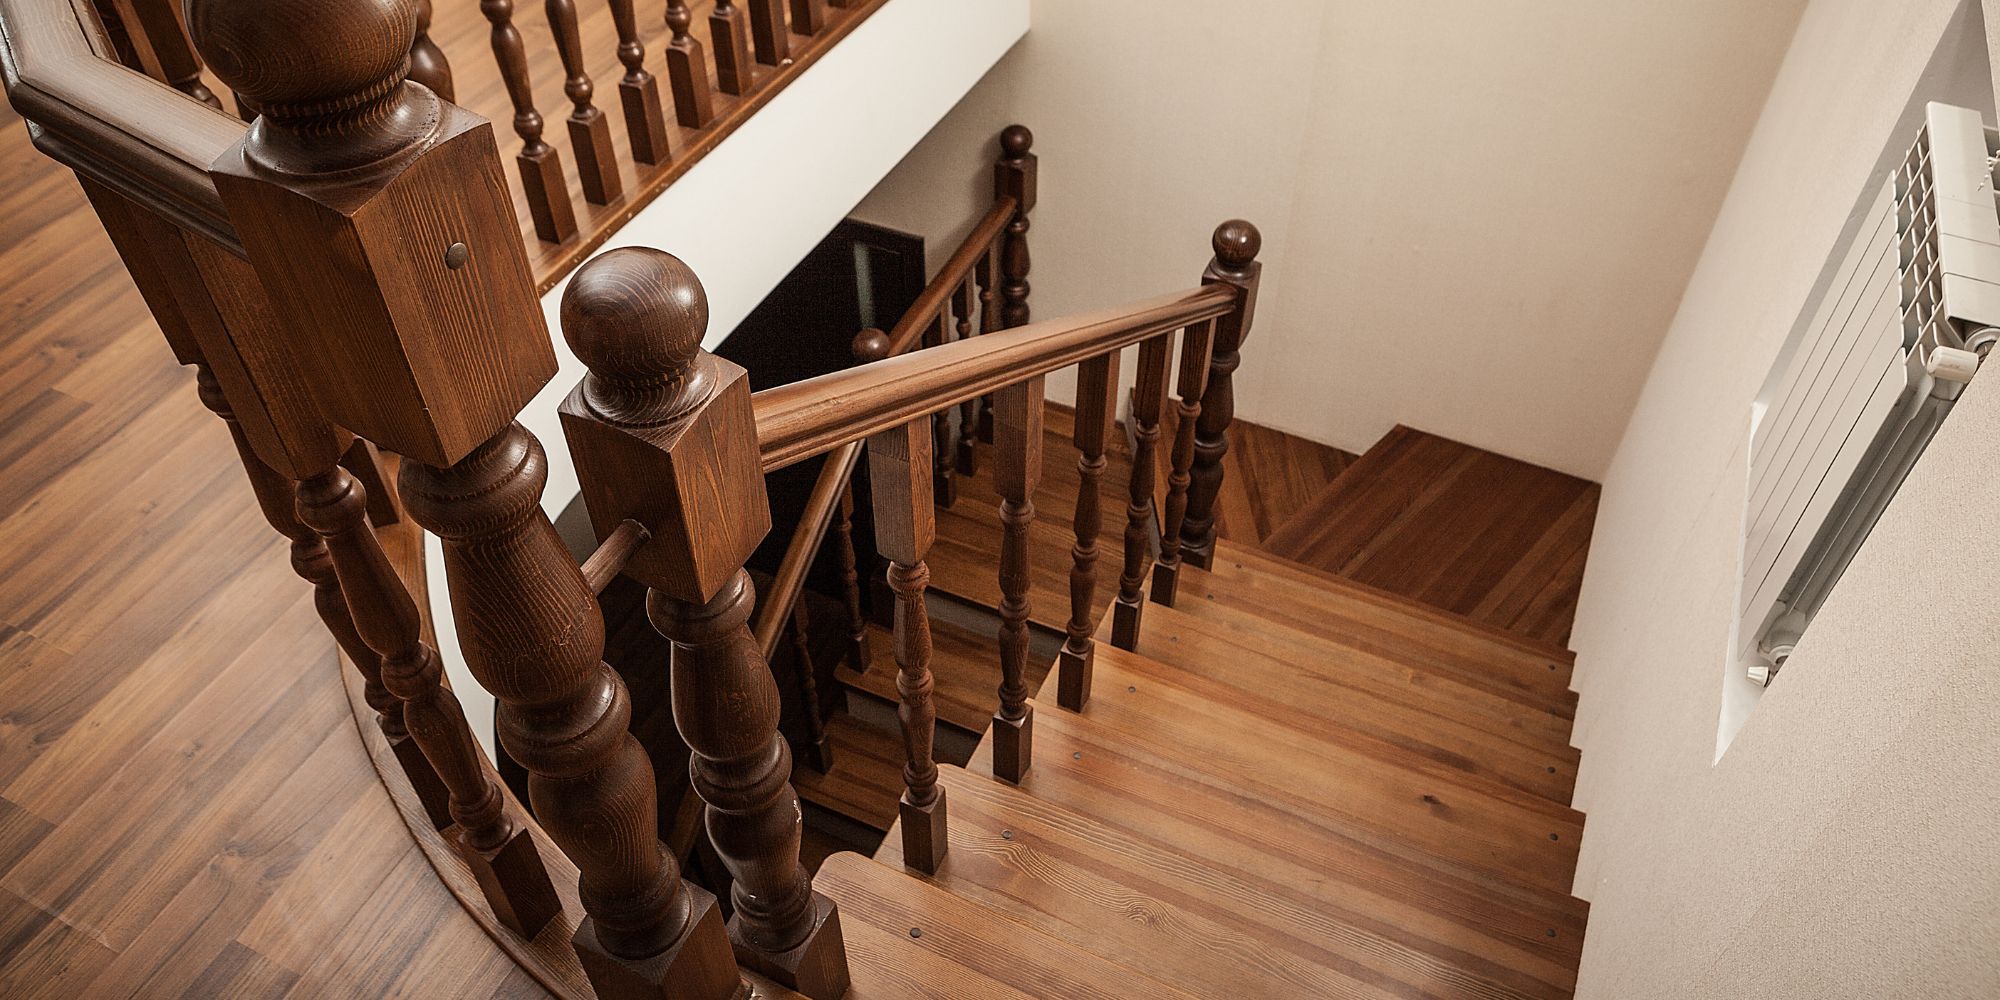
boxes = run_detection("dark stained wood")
[605,0,670,165]
[791,713,905,833]
[708,0,754,95]
[987,377,1042,783]
[409,0,457,101]
[0,107,590,999]
[951,278,980,476]
[1178,220,1263,571]
[833,485,869,672]
[1149,319,1213,607]
[100,0,220,107]
[1111,334,1173,648]
[1261,425,1601,648]
[993,125,1035,329]
[481,0,579,243]
[865,418,948,875]
[879,195,1013,358]
[746,0,788,65]
[787,600,835,772]
[836,615,1054,738]
[1057,354,1118,710]
[788,0,827,36]
[191,0,557,468]
[754,440,862,658]
[662,0,715,127]
[544,0,622,204]
[555,248,841,996]
[296,462,561,940]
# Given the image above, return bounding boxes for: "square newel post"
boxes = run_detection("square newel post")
[559,249,850,1000]
[188,0,571,944]
[1177,221,1263,571]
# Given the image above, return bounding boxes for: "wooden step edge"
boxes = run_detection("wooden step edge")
[1219,537,1580,667]
[816,852,1206,999]
[834,622,994,736]
[1168,561,1581,722]
[791,713,905,833]
[1116,598,1583,799]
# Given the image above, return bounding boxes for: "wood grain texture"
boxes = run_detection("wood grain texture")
[1262,425,1600,648]
[0,104,586,999]
[1154,402,1356,547]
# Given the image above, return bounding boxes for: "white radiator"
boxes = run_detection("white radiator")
[1738,102,1996,686]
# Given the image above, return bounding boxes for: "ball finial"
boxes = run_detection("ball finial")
[562,248,707,390]
[1212,220,1261,269]
[187,0,416,122]
[999,124,1033,159]
[852,327,891,363]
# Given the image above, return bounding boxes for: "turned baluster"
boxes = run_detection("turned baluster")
[1151,320,1214,607]
[548,0,623,204]
[952,277,980,476]
[974,243,999,443]
[664,0,716,128]
[990,376,1042,783]
[191,369,453,830]
[747,0,788,66]
[594,0,671,167]
[301,462,562,937]
[834,483,870,673]
[787,599,835,771]
[559,249,847,998]
[789,0,827,35]
[1179,221,1264,570]
[995,125,1037,329]
[1111,334,1175,649]
[408,0,456,101]
[710,0,755,96]
[867,417,948,874]
[1058,352,1119,711]
[106,0,222,108]
[482,0,578,242]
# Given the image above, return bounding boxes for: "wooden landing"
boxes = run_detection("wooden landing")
[830,536,1588,999]
[1156,400,1358,546]
[1263,425,1600,648]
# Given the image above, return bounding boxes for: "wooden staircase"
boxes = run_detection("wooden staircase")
[807,533,1586,997]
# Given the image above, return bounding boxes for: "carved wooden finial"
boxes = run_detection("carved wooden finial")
[196,0,554,468]
[999,123,1033,159]
[1212,219,1262,271]
[559,249,770,603]
[187,0,432,171]
[851,327,891,363]
[562,247,709,426]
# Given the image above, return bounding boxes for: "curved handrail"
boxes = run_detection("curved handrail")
[0,0,244,250]
[753,284,1237,472]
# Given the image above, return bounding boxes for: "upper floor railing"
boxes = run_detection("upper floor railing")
[4,0,891,290]
[2,0,1261,994]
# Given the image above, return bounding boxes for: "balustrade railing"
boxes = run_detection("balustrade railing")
[8,0,1261,989]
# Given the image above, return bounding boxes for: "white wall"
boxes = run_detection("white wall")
[853,0,1805,479]
[1566,0,2000,994]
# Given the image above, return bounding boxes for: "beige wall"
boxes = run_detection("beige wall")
[1567,0,2000,995]
[852,0,1805,479]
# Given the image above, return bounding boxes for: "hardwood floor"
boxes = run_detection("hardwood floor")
[1156,400,1358,546]
[0,104,555,1000]
[1263,425,1600,649]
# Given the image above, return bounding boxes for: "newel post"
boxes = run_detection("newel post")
[560,249,850,1000]
[994,124,1037,330]
[1178,220,1262,570]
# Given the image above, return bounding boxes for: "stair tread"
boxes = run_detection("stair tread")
[816,851,1202,999]
[881,762,1583,999]
[836,617,1033,736]
[1108,592,1579,803]
[1196,539,1580,717]
[1261,425,1597,649]
[792,712,906,832]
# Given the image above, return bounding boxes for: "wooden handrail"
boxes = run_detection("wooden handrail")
[0,0,243,250]
[754,284,1238,472]
[752,438,862,657]
[883,194,1017,357]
